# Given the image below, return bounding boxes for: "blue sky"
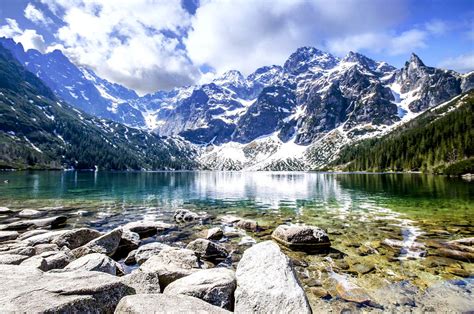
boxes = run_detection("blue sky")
[0,0,472,94]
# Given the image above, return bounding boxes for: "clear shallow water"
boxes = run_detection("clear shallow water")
[0,171,473,307]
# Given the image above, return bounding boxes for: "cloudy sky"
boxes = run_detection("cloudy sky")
[0,0,473,94]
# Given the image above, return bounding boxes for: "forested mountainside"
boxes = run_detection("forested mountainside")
[331,91,474,174]
[0,44,197,170]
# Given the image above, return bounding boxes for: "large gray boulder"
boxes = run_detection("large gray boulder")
[140,247,201,289]
[121,269,161,294]
[115,294,230,314]
[186,238,228,262]
[272,224,330,252]
[71,229,122,258]
[164,268,236,310]
[52,228,102,249]
[134,242,170,264]
[64,253,117,275]
[234,241,311,313]
[0,265,133,312]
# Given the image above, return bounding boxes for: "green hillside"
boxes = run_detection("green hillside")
[332,91,474,175]
[0,44,197,170]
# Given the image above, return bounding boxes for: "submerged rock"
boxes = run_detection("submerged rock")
[18,209,46,219]
[52,228,102,249]
[186,238,228,262]
[234,241,311,313]
[71,229,122,258]
[174,209,207,223]
[115,294,230,314]
[272,224,331,252]
[235,219,259,232]
[64,253,117,275]
[206,227,224,240]
[122,221,173,238]
[164,268,236,310]
[0,265,133,312]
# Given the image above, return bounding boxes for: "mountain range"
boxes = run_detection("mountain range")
[0,37,472,171]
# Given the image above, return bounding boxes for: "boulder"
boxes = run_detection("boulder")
[272,224,331,251]
[0,265,133,312]
[21,251,72,271]
[164,268,236,310]
[71,229,122,258]
[122,221,173,238]
[236,219,259,232]
[23,230,68,246]
[0,231,18,242]
[115,230,140,257]
[52,228,102,249]
[234,241,311,314]
[17,229,49,240]
[186,238,228,262]
[219,215,241,225]
[63,253,117,274]
[207,227,224,240]
[135,242,170,264]
[0,207,12,214]
[0,242,35,256]
[115,294,230,314]
[124,249,137,265]
[121,269,161,294]
[34,243,59,255]
[0,253,29,265]
[18,209,46,219]
[140,247,201,289]
[174,209,207,223]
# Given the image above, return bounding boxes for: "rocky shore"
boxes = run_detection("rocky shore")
[0,206,472,313]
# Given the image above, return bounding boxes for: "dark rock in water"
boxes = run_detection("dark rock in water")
[350,263,375,275]
[186,239,228,262]
[0,265,133,312]
[135,242,170,265]
[234,241,311,313]
[310,287,330,299]
[174,209,207,223]
[206,227,224,240]
[0,231,18,242]
[140,247,202,289]
[271,225,330,252]
[164,268,236,310]
[52,228,101,249]
[71,229,122,258]
[235,219,259,232]
[336,282,371,304]
[115,294,231,314]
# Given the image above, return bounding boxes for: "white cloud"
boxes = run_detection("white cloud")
[0,18,47,53]
[40,0,199,94]
[24,3,54,26]
[185,0,407,75]
[438,53,474,73]
[425,20,447,35]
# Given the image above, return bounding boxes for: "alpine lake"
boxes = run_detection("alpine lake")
[0,171,473,312]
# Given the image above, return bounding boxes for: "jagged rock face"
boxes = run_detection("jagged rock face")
[461,72,474,92]
[396,53,462,112]
[284,46,338,75]
[233,86,296,143]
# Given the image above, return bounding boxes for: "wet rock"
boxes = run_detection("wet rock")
[23,230,67,246]
[336,281,371,304]
[234,241,311,314]
[164,268,236,310]
[52,228,102,249]
[64,253,117,275]
[350,263,375,275]
[0,265,133,312]
[140,247,202,289]
[174,209,205,223]
[122,221,173,238]
[272,224,331,252]
[448,237,474,246]
[0,253,29,265]
[206,227,224,240]
[416,280,473,312]
[0,207,12,214]
[436,248,474,262]
[357,244,378,256]
[115,230,140,257]
[219,215,241,225]
[235,219,259,232]
[186,238,228,262]
[17,229,49,240]
[21,251,72,271]
[0,231,18,242]
[446,267,471,277]
[1,216,67,230]
[382,238,425,250]
[34,243,59,255]
[18,209,46,219]
[121,269,161,294]
[71,229,122,258]
[135,242,170,264]
[115,294,230,314]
